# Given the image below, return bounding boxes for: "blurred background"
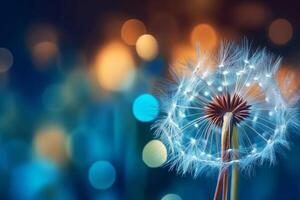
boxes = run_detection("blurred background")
[0,0,300,199]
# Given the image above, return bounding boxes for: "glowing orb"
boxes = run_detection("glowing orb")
[26,24,59,69]
[121,19,147,45]
[276,65,300,101]
[0,48,13,73]
[136,34,158,61]
[190,24,218,50]
[133,93,159,122]
[142,140,167,168]
[161,193,182,200]
[34,125,67,165]
[32,41,59,67]
[88,161,116,190]
[171,43,196,66]
[268,19,293,45]
[95,41,136,91]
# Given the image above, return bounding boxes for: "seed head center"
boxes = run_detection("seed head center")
[205,93,251,127]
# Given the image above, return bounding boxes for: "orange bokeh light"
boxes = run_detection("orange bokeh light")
[136,34,158,61]
[171,43,196,76]
[121,19,147,46]
[268,19,293,45]
[95,41,135,92]
[34,125,67,165]
[171,43,216,77]
[276,65,300,101]
[190,24,218,50]
[32,41,59,67]
[172,43,196,65]
[27,24,59,68]
[243,83,265,101]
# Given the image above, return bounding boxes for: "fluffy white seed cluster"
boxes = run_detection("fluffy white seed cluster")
[153,40,299,177]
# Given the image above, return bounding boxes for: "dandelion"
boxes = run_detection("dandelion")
[152,40,299,200]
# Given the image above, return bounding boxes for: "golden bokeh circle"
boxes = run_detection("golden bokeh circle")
[190,24,218,50]
[34,125,67,165]
[95,41,136,91]
[136,34,158,61]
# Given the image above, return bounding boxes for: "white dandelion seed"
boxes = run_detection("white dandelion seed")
[152,40,300,200]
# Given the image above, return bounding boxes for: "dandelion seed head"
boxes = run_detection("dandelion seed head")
[152,40,300,177]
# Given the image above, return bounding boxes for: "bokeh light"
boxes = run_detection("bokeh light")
[27,24,59,68]
[171,42,216,77]
[276,65,300,101]
[171,43,196,70]
[136,34,159,61]
[88,161,116,190]
[161,193,182,200]
[95,41,136,92]
[32,41,59,67]
[268,19,293,45]
[121,19,147,46]
[133,93,159,122]
[244,83,265,101]
[170,43,202,76]
[34,125,67,165]
[142,139,167,168]
[190,24,218,50]
[0,48,13,73]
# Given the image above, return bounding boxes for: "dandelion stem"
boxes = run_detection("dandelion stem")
[214,113,233,200]
[230,127,239,200]
[222,170,228,200]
